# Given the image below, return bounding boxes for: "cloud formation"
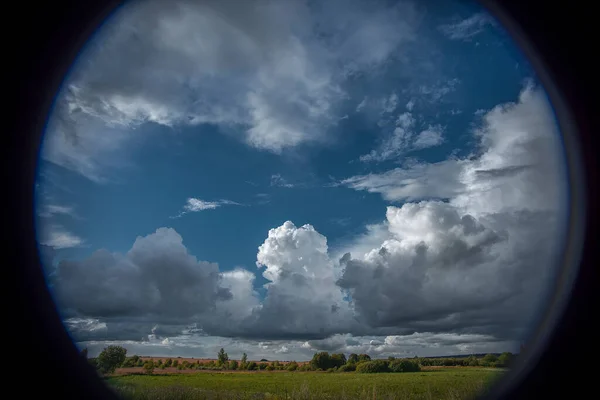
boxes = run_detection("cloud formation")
[41,0,420,182]
[171,197,241,218]
[338,83,568,340]
[438,13,493,40]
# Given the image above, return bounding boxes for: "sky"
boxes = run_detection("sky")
[35,0,569,361]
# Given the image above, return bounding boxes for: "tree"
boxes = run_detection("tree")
[172,359,179,367]
[330,353,347,368]
[164,358,172,367]
[229,360,239,370]
[97,345,127,374]
[310,352,332,370]
[241,353,248,370]
[287,361,299,371]
[217,348,229,366]
[347,353,359,364]
[80,348,88,359]
[357,354,371,363]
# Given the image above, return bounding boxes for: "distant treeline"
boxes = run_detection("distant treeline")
[84,346,515,375]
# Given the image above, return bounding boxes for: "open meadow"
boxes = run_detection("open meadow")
[107,368,504,400]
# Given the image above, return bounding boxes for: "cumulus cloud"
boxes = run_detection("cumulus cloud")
[338,83,568,340]
[41,0,420,181]
[49,228,235,339]
[241,221,356,339]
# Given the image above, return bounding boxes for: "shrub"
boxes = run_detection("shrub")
[247,362,258,370]
[497,352,514,368]
[164,358,172,367]
[356,360,390,373]
[136,359,144,367]
[229,360,239,370]
[388,359,420,373]
[266,364,274,371]
[357,354,371,363]
[287,361,299,371]
[143,362,154,374]
[338,363,356,372]
[326,367,335,373]
[172,360,179,368]
[481,354,499,367]
[121,357,136,368]
[298,363,313,372]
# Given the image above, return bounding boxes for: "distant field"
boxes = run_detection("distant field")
[107,368,504,400]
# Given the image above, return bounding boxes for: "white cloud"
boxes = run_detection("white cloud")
[39,225,84,249]
[439,13,493,41]
[412,124,444,149]
[381,93,399,114]
[247,221,356,339]
[337,83,567,341]
[38,204,76,218]
[270,174,295,188]
[172,197,241,218]
[418,78,460,103]
[355,97,367,112]
[42,0,420,182]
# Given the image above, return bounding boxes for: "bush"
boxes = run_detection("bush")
[136,359,144,367]
[497,352,514,368]
[121,357,136,368]
[229,360,239,370]
[266,364,274,371]
[247,362,258,371]
[97,345,127,374]
[143,362,154,374]
[172,360,179,368]
[164,358,172,367]
[298,363,313,372]
[388,359,420,373]
[338,363,356,372]
[326,367,335,373]
[356,360,390,373]
[481,354,499,367]
[287,361,298,371]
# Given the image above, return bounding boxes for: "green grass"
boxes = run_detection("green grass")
[107,368,504,400]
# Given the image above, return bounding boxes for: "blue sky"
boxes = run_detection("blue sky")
[35,0,568,360]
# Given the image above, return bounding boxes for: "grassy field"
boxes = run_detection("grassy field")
[107,368,504,400]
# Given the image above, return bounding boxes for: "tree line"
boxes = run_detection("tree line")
[83,345,514,375]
